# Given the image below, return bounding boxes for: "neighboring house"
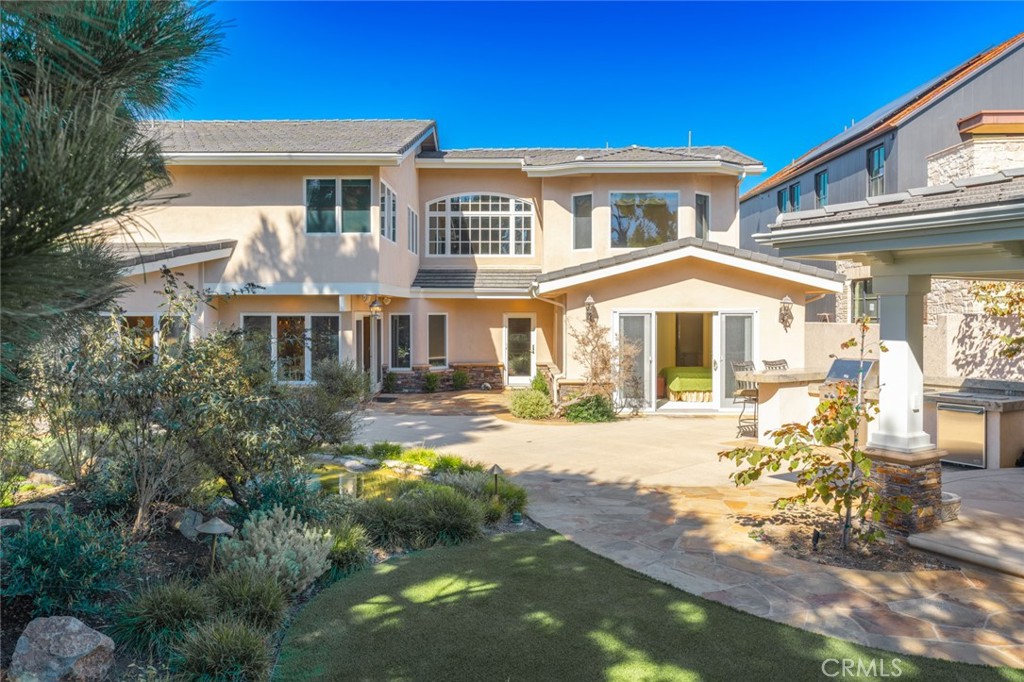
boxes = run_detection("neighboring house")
[739,31,1024,322]
[113,119,842,412]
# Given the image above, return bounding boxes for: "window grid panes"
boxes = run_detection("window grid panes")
[852,279,879,323]
[815,170,829,208]
[867,145,885,197]
[572,194,592,250]
[408,208,419,255]
[610,192,679,248]
[390,314,412,369]
[428,314,446,368]
[695,193,710,239]
[426,195,534,256]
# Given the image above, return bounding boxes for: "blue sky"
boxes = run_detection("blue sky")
[171,2,1024,191]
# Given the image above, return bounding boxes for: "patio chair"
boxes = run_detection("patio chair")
[762,359,789,371]
[730,360,758,437]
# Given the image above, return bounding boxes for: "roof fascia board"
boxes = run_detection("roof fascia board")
[123,248,233,277]
[409,289,532,299]
[398,126,440,163]
[204,282,411,297]
[535,246,842,294]
[415,157,525,169]
[525,161,764,177]
[165,152,402,166]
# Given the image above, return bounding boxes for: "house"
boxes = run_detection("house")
[112,119,843,412]
[739,31,1024,323]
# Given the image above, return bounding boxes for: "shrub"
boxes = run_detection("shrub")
[1,510,138,617]
[509,389,553,420]
[111,579,215,655]
[394,447,437,468]
[232,472,323,525]
[315,492,359,522]
[325,518,372,577]
[334,442,371,459]
[423,372,440,393]
[564,394,617,423]
[433,454,483,474]
[218,506,332,595]
[484,498,505,524]
[352,496,421,551]
[404,484,483,546]
[0,415,47,506]
[451,369,469,390]
[301,359,370,445]
[496,480,528,514]
[207,570,287,633]
[80,456,137,517]
[170,618,270,682]
[382,371,397,394]
[371,441,404,460]
[530,373,549,396]
[434,471,528,517]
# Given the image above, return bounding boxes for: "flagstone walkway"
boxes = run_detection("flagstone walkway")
[360,403,1024,668]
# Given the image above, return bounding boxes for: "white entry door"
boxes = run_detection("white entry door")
[355,314,383,392]
[617,313,653,410]
[504,314,535,386]
[715,313,754,408]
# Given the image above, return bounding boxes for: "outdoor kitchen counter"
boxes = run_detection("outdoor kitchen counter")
[734,369,825,445]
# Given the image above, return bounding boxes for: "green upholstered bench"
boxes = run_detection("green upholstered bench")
[659,367,712,402]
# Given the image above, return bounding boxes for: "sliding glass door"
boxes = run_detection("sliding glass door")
[617,313,652,410]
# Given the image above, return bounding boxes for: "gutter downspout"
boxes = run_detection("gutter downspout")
[530,283,567,397]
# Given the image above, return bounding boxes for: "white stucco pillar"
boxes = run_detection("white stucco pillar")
[867,274,933,452]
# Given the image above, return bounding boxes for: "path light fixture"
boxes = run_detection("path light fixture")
[584,295,597,323]
[196,517,234,571]
[778,295,794,332]
[489,463,504,497]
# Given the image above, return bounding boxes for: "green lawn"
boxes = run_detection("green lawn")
[275,531,1022,682]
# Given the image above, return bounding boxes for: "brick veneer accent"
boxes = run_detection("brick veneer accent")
[866,451,944,535]
[381,363,503,393]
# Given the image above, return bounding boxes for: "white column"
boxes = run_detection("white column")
[867,274,933,452]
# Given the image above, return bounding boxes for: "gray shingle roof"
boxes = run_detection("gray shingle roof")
[149,120,436,155]
[774,168,1024,228]
[412,269,542,291]
[419,145,760,167]
[112,241,236,267]
[536,238,843,285]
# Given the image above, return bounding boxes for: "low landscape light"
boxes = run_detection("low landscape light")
[196,517,234,571]
[489,463,504,497]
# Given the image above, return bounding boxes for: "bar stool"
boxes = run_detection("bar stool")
[731,360,758,437]
[762,359,789,371]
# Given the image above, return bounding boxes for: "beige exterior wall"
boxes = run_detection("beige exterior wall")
[379,155,421,290]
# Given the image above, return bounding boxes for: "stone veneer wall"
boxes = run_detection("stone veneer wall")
[832,264,980,326]
[867,458,942,535]
[382,363,504,393]
[927,137,1024,186]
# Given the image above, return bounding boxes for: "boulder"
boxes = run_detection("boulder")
[167,507,203,541]
[0,518,22,533]
[27,470,65,487]
[11,502,65,516]
[342,459,370,472]
[9,616,114,682]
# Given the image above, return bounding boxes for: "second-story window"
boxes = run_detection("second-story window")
[380,182,397,241]
[867,144,885,197]
[572,194,592,250]
[815,170,829,208]
[695,193,710,239]
[777,189,788,213]
[788,183,801,212]
[408,208,419,255]
[427,194,534,256]
[306,178,371,233]
[610,192,679,248]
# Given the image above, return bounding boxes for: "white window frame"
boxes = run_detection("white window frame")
[571,192,594,251]
[426,313,448,370]
[608,189,681,249]
[424,192,536,257]
[303,176,374,236]
[114,312,191,364]
[408,207,420,255]
[239,312,342,384]
[388,312,413,371]
[694,192,710,239]
[867,144,885,197]
[380,180,398,242]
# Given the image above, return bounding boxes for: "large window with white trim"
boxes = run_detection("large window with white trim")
[572,194,592,250]
[241,313,341,382]
[610,192,679,248]
[427,314,447,368]
[426,194,534,256]
[305,178,372,233]
[390,314,412,369]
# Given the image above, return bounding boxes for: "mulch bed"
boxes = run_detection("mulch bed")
[735,505,958,572]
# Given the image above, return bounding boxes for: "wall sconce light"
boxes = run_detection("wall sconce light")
[362,294,391,319]
[779,295,794,331]
[584,295,597,323]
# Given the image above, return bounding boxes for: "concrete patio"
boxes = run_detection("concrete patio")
[359,404,1024,667]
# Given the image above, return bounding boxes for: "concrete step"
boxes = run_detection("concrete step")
[908,508,1024,578]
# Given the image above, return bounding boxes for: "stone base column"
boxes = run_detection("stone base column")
[866,448,946,535]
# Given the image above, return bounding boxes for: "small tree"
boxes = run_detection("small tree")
[970,281,1023,358]
[567,318,641,413]
[718,320,909,549]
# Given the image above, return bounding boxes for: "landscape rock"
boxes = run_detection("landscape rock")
[211,496,238,511]
[9,616,114,682]
[0,518,22,533]
[167,507,203,541]
[11,502,65,516]
[27,470,65,486]
[381,459,404,469]
[342,459,370,472]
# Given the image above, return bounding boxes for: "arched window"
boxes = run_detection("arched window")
[426,194,534,256]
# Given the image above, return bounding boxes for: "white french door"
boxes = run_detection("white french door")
[355,314,383,392]
[713,312,755,408]
[616,312,653,411]
[503,314,536,386]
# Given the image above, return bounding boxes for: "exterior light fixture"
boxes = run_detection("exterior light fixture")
[778,295,794,332]
[196,517,234,571]
[584,295,597,323]
[369,298,383,318]
[489,463,504,497]
[362,294,391,319]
